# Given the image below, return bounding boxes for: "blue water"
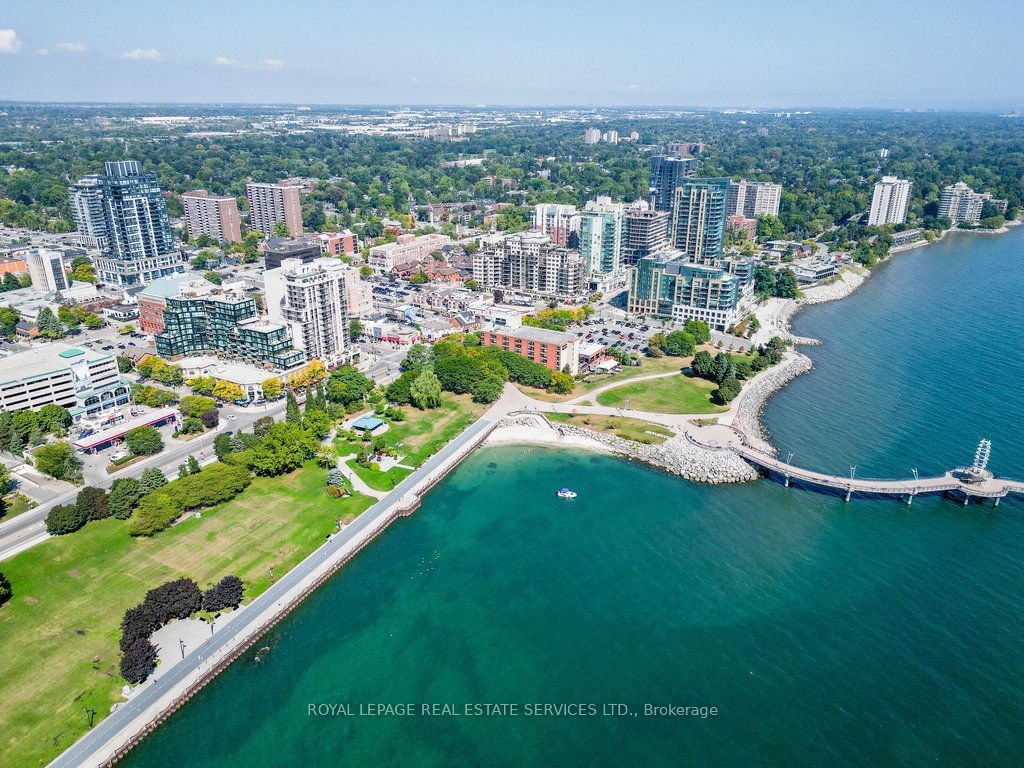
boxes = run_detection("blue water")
[120,227,1024,767]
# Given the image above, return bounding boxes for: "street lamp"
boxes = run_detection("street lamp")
[179,639,187,659]
[850,465,857,481]
[911,467,919,483]
[786,451,795,466]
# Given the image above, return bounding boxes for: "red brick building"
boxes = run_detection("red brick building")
[481,326,579,375]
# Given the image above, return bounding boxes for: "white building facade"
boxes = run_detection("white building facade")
[867,176,912,226]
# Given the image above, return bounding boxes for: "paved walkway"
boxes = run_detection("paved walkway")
[334,454,387,500]
[564,370,682,405]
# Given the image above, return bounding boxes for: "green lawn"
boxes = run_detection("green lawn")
[1,492,36,522]
[0,462,374,768]
[335,393,486,468]
[345,459,412,491]
[595,372,725,415]
[546,412,675,445]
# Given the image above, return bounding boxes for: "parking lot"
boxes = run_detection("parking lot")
[575,317,660,355]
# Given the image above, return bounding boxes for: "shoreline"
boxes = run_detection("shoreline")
[746,217,1022,451]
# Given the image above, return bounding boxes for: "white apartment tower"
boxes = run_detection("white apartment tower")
[726,179,782,218]
[938,182,985,226]
[245,182,304,238]
[26,248,70,293]
[867,176,912,226]
[264,257,352,367]
[532,203,580,247]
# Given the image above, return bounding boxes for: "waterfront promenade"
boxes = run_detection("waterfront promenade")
[48,415,496,768]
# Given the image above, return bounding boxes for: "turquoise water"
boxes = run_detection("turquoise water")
[122,228,1024,767]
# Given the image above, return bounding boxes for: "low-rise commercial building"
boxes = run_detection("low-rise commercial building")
[262,237,322,270]
[0,343,129,422]
[480,326,580,375]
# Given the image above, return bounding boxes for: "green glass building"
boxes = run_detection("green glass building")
[670,178,730,263]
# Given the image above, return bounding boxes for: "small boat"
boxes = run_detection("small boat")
[557,488,577,499]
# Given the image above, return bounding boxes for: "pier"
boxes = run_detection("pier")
[687,426,1024,505]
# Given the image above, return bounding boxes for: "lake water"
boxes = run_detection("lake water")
[121,227,1024,767]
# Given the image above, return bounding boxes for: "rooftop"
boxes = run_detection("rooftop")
[491,325,577,345]
[0,342,112,384]
[138,271,208,301]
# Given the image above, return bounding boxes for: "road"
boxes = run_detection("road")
[47,415,494,768]
[0,400,286,562]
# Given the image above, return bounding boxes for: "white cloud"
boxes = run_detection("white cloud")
[617,83,660,92]
[261,58,285,70]
[40,42,89,55]
[121,48,161,62]
[215,56,238,67]
[0,29,22,54]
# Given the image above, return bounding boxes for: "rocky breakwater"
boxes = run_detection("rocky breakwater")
[730,352,814,455]
[553,423,758,484]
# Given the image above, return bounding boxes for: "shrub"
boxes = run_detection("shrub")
[253,416,274,437]
[76,486,110,521]
[0,570,11,607]
[201,408,220,430]
[180,417,205,434]
[161,462,251,510]
[127,493,182,536]
[202,575,244,612]
[179,395,217,420]
[144,577,203,624]
[33,441,82,482]
[45,503,87,535]
[327,468,345,487]
[714,377,742,404]
[120,638,158,684]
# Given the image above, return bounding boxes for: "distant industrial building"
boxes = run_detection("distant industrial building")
[182,190,243,243]
[867,176,912,226]
[245,182,304,238]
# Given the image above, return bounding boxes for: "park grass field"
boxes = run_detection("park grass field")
[346,459,412,491]
[546,412,675,445]
[0,462,374,767]
[515,354,687,403]
[595,372,725,415]
[377,393,487,467]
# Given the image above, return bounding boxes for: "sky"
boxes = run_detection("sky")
[0,0,1022,110]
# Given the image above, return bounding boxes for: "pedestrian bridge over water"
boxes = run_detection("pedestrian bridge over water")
[687,425,1024,505]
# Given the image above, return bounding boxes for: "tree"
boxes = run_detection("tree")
[120,638,158,684]
[315,446,337,469]
[125,425,163,456]
[244,422,319,476]
[117,355,134,373]
[683,320,711,345]
[34,441,81,482]
[272,220,291,237]
[45,503,87,535]
[0,570,11,607]
[775,268,799,299]
[212,380,244,402]
[35,307,64,339]
[663,330,696,357]
[76,486,110,521]
[327,468,345,487]
[202,575,244,612]
[262,377,282,400]
[128,492,182,536]
[285,391,301,423]
[201,407,220,430]
[400,343,433,373]
[754,263,776,297]
[547,370,575,394]
[213,433,233,460]
[204,271,222,285]
[691,350,716,380]
[139,467,167,494]
[648,332,667,352]
[303,410,333,440]
[108,478,144,519]
[325,365,373,407]
[409,369,443,409]
[359,265,373,278]
[144,578,203,623]
[714,377,742,404]
[120,603,160,650]
[253,416,274,437]
[179,395,216,419]
[38,404,70,434]
[471,374,504,403]
[187,455,201,475]
[349,318,364,340]
[0,463,9,495]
